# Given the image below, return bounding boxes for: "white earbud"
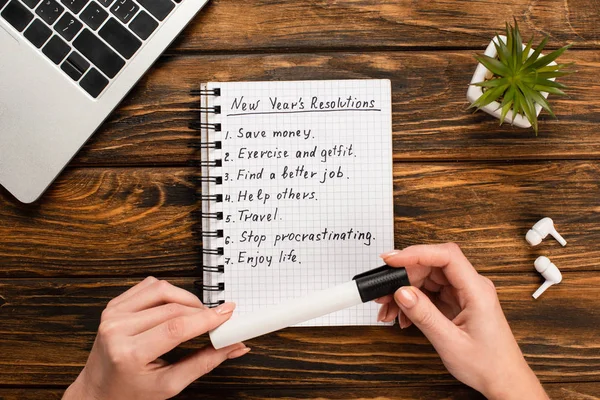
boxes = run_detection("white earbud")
[532,256,562,299]
[526,217,567,246]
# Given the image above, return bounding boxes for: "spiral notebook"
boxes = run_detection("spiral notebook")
[196,79,393,326]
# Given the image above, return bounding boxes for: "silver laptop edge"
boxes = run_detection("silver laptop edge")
[0,0,209,203]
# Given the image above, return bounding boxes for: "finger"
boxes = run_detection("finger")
[377,303,389,322]
[375,295,394,304]
[116,280,204,312]
[430,268,450,286]
[134,302,236,364]
[382,251,432,287]
[384,243,481,292]
[394,286,460,349]
[423,278,443,293]
[398,311,413,329]
[158,343,250,398]
[123,303,207,335]
[480,275,496,290]
[377,301,400,323]
[108,276,158,308]
[438,285,462,315]
[382,301,400,323]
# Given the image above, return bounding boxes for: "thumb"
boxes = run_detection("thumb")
[160,343,250,397]
[394,286,459,348]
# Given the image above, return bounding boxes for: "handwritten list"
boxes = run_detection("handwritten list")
[203,80,393,326]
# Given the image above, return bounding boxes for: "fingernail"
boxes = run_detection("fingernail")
[398,311,405,329]
[377,303,389,322]
[397,287,417,309]
[215,302,236,315]
[399,313,409,329]
[227,346,251,359]
[380,250,401,259]
[383,304,396,322]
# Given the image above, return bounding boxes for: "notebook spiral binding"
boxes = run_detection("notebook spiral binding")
[190,85,225,308]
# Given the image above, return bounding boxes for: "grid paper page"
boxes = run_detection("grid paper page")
[208,79,393,326]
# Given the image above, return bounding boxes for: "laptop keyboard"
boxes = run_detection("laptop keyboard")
[0,0,180,98]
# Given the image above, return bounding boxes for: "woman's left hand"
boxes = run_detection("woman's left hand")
[63,277,249,400]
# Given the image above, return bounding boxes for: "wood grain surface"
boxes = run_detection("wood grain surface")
[0,169,198,277]
[2,0,600,398]
[73,50,600,166]
[0,274,598,388]
[1,383,600,400]
[1,163,598,276]
[170,0,600,52]
[0,383,600,400]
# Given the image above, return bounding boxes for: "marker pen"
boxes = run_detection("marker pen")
[209,265,410,349]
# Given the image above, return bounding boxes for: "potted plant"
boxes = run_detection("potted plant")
[466,21,573,134]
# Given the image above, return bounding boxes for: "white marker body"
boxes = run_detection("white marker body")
[209,280,363,349]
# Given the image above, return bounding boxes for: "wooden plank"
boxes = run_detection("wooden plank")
[72,50,600,166]
[1,162,598,277]
[2,382,600,400]
[0,275,598,387]
[0,168,200,277]
[392,161,600,272]
[172,0,600,52]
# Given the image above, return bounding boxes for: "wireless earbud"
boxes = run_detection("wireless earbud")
[526,217,567,246]
[532,256,562,299]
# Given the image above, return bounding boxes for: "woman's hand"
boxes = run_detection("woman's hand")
[377,243,548,400]
[63,277,249,400]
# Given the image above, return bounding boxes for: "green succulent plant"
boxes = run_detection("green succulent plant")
[470,20,573,134]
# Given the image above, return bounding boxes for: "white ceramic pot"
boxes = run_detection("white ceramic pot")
[466,35,556,128]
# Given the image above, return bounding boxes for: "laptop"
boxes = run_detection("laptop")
[0,0,209,203]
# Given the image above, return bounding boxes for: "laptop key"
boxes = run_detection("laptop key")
[80,67,108,98]
[73,28,124,78]
[61,60,81,80]
[129,10,157,40]
[61,51,89,80]
[60,0,88,14]
[80,1,107,30]
[22,0,42,8]
[24,18,52,47]
[54,11,82,41]
[136,0,173,21]
[66,50,89,71]
[97,0,114,7]
[42,34,70,64]
[0,0,8,9]
[110,0,137,24]
[36,0,64,25]
[1,1,34,32]
[99,17,140,59]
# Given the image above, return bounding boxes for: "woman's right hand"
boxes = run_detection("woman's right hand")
[377,243,548,400]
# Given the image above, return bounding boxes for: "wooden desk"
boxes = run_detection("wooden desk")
[1,1,599,398]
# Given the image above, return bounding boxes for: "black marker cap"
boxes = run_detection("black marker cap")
[353,265,411,303]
